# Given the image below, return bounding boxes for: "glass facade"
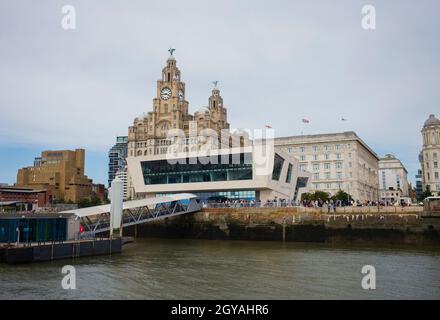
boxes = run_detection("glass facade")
[141,153,253,185]
[286,163,293,183]
[272,153,284,181]
[157,190,258,202]
[0,218,67,243]
[294,177,309,201]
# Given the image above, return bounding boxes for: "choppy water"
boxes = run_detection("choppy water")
[0,239,439,299]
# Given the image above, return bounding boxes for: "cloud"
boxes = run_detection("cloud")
[0,0,439,184]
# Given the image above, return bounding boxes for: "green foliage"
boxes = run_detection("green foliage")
[422,185,433,200]
[301,191,330,202]
[77,196,102,208]
[331,190,353,203]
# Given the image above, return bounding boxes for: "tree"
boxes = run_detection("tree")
[77,196,103,208]
[301,191,330,202]
[422,185,433,200]
[331,190,353,205]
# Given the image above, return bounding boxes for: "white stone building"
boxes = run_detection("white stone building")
[378,154,409,203]
[115,169,128,200]
[420,114,440,195]
[275,131,379,202]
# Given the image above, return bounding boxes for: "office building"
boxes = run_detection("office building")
[275,131,379,202]
[16,149,94,203]
[108,136,128,187]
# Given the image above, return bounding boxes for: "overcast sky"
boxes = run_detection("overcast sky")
[0,0,439,185]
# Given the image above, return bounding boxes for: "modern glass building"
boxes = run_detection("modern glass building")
[108,136,128,187]
[416,169,424,200]
[127,146,311,202]
[141,153,253,185]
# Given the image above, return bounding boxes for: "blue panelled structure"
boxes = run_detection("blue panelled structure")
[0,213,73,243]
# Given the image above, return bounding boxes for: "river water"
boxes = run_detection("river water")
[0,238,439,299]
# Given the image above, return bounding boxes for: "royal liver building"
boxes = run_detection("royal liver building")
[127,50,230,158]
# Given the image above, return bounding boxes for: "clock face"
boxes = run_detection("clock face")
[178,90,184,101]
[160,87,172,100]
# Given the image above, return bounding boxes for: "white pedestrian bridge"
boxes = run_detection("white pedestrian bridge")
[60,193,201,238]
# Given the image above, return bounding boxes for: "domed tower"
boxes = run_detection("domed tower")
[128,50,192,159]
[195,83,229,129]
[420,114,440,194]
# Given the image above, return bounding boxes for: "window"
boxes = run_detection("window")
[300,146,306,153]
[313,163,319,171]
[313,146,319,152]
[313,173,320,180]
[272,153,285,181]
[141,153,253,185]
[336,162,342,169]
[434,161,438,169]
[299,164,307,172]
[435,172,439,180]
[324,163,330,170]
[324,145,331,151]
[349,172,353,178]
[336,153,341,159]
[286,163,293,183]
[325,172,331,180]
[336,172,343,179]
[335,144,340,150]
[349,161,352,168]
[314,183,320,189]
[324,153,329,160]
[434,153,438,159]
[313,154,318,161]
[300,155,306,161]
[287,147,293,153]
[426,162,430,169]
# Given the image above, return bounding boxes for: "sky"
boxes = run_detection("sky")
[0,0,439,186]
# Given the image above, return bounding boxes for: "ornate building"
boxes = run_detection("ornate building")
[275,131,379,202]
[127,51,230,158]
[419,114,440,195]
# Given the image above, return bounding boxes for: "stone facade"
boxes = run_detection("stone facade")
[378,154,409,201]
[127,54,230,159]
[419,114,440,194]
[275,131,379,202]
[16,149,93,203]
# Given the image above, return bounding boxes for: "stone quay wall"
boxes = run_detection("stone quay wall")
[124,207,440,246]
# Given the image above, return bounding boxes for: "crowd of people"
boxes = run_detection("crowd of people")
[204,198,417,209]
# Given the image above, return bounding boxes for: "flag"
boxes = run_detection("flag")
[302,119,310,123]
[265,125,272,129]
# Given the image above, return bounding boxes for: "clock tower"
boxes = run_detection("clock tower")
[152,52,190,137]
[128,50,231,160]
